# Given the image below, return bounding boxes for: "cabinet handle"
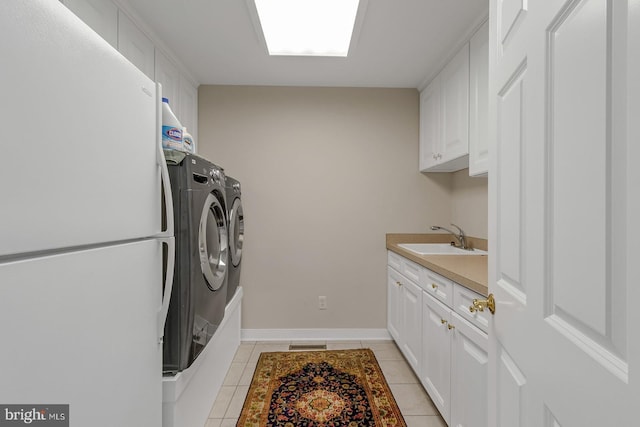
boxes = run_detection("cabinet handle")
[447,324,455,330]
[472,294,496,314]
[440,319,447,325]
[431,283,438,289]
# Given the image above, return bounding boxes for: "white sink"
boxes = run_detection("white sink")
[398,243,487,255]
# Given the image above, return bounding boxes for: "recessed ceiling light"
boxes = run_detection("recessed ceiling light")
[254,0,361,57]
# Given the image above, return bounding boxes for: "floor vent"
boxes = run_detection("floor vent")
[288,344,327,351]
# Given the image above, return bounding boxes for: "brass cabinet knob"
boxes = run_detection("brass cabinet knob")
[431,283,437,289]
[471,294,496,314]
[440,319,447,325]
[447,324,455,330]
[396,281,403,287]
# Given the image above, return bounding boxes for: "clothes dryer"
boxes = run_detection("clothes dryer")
[224,175,244,304]
[163,150,229,374]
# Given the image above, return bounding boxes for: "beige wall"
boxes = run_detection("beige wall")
[451,169,488,239]
[198,85,452,329]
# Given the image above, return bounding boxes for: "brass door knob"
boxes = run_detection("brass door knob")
[471,294,496,314]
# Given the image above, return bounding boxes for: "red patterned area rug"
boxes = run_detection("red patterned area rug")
[236,349,406,427]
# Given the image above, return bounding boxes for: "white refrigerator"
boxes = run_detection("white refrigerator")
[0,1,174,426]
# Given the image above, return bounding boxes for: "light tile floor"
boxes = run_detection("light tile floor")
[204,340,446,427]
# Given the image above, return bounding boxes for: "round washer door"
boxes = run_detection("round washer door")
[229,198,244,267]
[199,192,228,291]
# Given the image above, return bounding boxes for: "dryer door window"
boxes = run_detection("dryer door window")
[229,198,244,267]
[198,193,228,291]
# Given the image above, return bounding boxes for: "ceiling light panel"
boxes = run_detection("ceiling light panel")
[254,0,360,57]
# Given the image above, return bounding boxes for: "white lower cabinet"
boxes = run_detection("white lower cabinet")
[421,292,488,427]
[421,292,452,422]
[450,311,488,427]
[387,251,488,427]
[387,267,404,342]
[387,267,422,373]
[400,278,422,373]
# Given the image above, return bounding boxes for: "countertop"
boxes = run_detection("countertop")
[386,233,488,296]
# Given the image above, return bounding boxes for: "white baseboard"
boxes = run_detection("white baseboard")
[241,328,391,342]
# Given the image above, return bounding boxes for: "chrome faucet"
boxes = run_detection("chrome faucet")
[431,223,469,250]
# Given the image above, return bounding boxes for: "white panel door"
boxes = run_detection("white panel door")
[488,0,640,425]
[0,1,161,257]
[62,0,118,48]
[440,43,470,164]
[401,279,422,373]
[0,240,163,427]
[421,292,451,424]
[117,10,155,79]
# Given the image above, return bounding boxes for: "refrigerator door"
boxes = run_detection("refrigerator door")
[0,0,161,257]
[0,240,163,427]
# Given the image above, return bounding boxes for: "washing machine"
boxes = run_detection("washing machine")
[163,150,229,374]
[224,175,244,304]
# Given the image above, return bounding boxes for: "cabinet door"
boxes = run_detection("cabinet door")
[468,21,489,177]
[440,43,470,165]
[387,268,404,343]
[179,75,198,142]
[421,292,451,424]
[419,77,440,171]
[62,0,118,48]
[450,312,488,427]
[401,279,422,374]
[155,49,181,112]
[117,10,154,79]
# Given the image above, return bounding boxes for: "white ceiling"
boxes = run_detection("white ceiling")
[121,0,488,88]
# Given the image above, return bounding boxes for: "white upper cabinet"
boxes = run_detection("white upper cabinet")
[155,50,181,110]
[62,0,118,48]
[468,21,489,177]
[419,77,440,171]
[117,10,155,79]
[179,75,199,143]
[61,0,200,145]
[419,43,470,172]
[440,44,470,165]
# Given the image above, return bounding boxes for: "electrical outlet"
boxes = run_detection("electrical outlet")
[318,296,327,310]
